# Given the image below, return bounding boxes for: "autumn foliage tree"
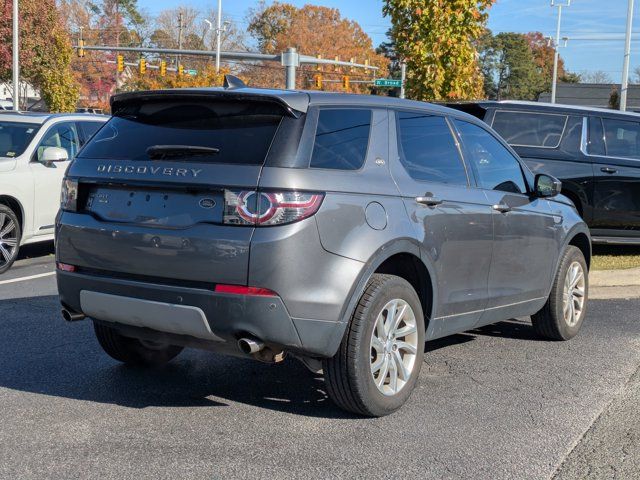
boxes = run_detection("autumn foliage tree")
[0,0,79,111]
[247,2,387,91]
[383,0,494,100]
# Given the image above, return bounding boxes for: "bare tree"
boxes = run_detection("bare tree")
[580,70,613,84]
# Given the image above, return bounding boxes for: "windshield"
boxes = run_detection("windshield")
[0,121,40,158]
[78,99,284,165]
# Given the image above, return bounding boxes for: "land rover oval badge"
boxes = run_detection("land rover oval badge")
[199,198,216,209]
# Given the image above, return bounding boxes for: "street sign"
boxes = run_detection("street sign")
[374,78,402,88]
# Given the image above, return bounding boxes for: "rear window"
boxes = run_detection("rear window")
[310,109,371,170]
[602,117,640,159]
[78,100,283,165]
[0,121,40,157]
[492,111,568,148]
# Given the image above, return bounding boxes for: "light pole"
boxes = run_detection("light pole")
[12,0,19,111]
[620,0,635,111]
[215,0,222,72]
[551,0,570,104]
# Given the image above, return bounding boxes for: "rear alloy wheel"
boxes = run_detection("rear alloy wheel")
[532,246,588,340]
[0,205,20,275]
[324,274,425,417]
[93,321,184,366]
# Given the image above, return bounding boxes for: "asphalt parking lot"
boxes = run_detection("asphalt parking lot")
[1,244,639,479]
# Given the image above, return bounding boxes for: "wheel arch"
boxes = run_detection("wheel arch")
[338,239,437,329]
[0,195,24,233]
[567,230,592,270]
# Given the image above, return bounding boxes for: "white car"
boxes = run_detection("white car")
[0,111,108,273]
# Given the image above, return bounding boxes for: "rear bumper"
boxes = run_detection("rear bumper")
[57,270,341,357]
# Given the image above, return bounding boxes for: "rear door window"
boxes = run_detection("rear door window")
[455,120,528,194]
[492,111,568,148]
[395,111,468,185]
[602,117,640,159]
[587,117,606,156]
[78,100,284,165]
[310,109,371,170]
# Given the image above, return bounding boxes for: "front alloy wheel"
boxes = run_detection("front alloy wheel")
[563,261,586,327]
[0,206,20,274]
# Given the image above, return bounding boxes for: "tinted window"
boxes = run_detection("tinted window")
[396,112,467,185]
[79,121,104,145]
[36,122,80,161]
[79,100,283,164]
[455,120,527,194]
[602,117,640,159]
[492,111,568,148]
[310,109,371,170]
[588,117,606,156]
[0,121,40,157]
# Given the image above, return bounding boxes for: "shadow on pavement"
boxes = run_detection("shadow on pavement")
[0,295,538,418]
[17,241,55,261]
[0,295,350,418]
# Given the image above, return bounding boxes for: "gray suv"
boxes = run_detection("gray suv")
[56,79,591,416]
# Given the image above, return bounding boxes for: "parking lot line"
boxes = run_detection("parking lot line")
[0,271,56,285]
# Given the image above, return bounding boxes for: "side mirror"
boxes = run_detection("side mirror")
[534,173,562,198]
[40,146,69,164]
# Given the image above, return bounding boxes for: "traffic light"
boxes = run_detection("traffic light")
[342,75,350,90]
[116,54,124,73]
[139,58,146,74]
[313,74,323,89]
[77,40,85,58]
[160,60,167,77]
[177,64,184,76]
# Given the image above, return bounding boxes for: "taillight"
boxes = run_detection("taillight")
[215,284,278,296]
[223,190,324,226]
[56,262,76,272]
[60,178,78,212]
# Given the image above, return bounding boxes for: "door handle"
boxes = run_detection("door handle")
[601,167,618,174]
[415,196,443,207]
[492,203,511,213]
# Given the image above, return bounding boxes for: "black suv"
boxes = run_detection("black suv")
[447,101,640,244]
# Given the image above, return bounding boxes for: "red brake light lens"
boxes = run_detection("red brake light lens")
[223,190,324,226]
[215,284,278,296]
[56,262,76,272]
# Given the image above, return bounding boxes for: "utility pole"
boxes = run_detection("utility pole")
[12,0,19,111]
[400,62,406,99]
[215,0,222,72]
[282,47,299,90]
[551,0,570,104]
[115,0,120,93]
[177,11,184,68]
[621,0,635,111]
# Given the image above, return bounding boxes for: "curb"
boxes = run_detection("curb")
[590,267,640,300]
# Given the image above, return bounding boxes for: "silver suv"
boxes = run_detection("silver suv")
[56,79,591,416]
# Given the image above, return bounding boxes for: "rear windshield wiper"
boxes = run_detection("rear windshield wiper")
[146,145,220,160]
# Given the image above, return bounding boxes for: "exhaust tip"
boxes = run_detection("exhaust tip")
[61,308,85,322]
[238,337,264,355]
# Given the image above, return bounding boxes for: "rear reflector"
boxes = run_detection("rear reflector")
[56,262,76,272]
[215,284,278,297]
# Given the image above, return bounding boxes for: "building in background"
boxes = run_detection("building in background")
[539,83,640,110]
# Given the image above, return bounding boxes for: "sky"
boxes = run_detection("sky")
[138,0,640,83]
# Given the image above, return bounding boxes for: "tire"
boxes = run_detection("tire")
[532,246,588,341]
[93,321,183,366]
[323,274,425,417]
[0,204,21,275]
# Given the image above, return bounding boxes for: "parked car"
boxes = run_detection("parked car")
[55,80,591,416]
[0,100,13,111]
[0,111,108,273]
[446,100,640,245]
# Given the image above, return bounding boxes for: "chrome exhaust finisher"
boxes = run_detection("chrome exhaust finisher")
[237,337,265,355]
[61,308,86,322]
